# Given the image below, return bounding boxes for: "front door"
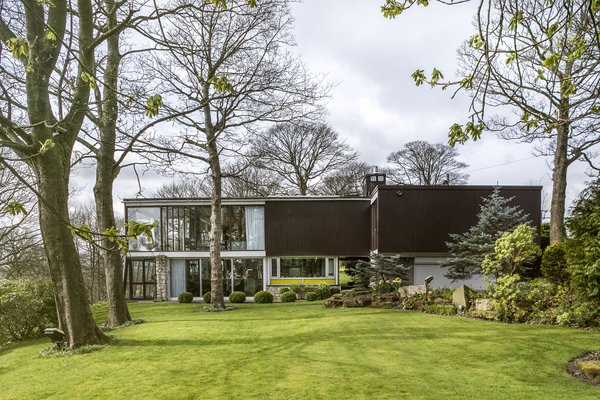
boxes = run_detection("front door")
[129,259,156,300]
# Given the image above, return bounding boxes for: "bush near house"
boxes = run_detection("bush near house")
[278,287,290,294]
[229,291,246,303]
[305,291,319,301]
[202,292,211,304]
[178,292,194,303]
[541,243,570,285]
[253,291,273,304]
[0,278,57,344]
[280,291,297,303]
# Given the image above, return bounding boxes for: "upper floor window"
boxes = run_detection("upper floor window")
[127,208,161,251]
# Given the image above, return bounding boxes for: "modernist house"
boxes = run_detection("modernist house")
[124,176,541,300]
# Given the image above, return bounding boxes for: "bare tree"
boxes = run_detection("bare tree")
[319,161,372,196]
[154,176,212,198]
[387,141,469,185]
[145,0,326,309]
[251,122,357,195]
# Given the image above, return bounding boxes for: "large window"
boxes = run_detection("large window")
[233,259,263,296]
[128,259,156,299]
[127,208,161,251]
[272,257,335,278]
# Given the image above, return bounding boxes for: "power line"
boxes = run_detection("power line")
[464,156,541,174]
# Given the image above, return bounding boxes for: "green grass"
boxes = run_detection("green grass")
[1,302,599,399]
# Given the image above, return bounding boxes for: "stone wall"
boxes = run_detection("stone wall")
[155,255,168,301]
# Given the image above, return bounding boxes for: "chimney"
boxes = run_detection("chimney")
[364,167,386,197]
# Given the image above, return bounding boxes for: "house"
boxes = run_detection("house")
[123,176,541,300]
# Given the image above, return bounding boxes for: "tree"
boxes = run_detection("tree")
[395,0,600,244]
[251,122,357,195]
[565,176,600,302]
[155,178,212,198]
[146,0,325,310]
[319,161,372,196]
[386,141,469,185]
[443,187,529,280]
[482,225,541,279]
[0,0,108,345]
[346,254,410,288]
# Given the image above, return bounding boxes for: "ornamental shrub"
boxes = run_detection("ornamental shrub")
[280,291,297,302]
[541,243,570,285]
[254,290,273,304]
[482,225,541,279]
[314,284,332,299]
[278,287,290,294]
[305,291,319,301]
[289,284,304,294]
[423,304,457,316]
[178,292,194,303]
[229,291,246,303]
[202,292,211,304]
[0,278,57,344]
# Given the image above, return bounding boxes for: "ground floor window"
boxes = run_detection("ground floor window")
[271,257,336,278]
[169,258,263,298]
[127,259,156,300]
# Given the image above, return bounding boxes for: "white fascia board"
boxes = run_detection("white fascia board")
[129,251,266,258]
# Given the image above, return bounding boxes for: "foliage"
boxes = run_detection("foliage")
[565,178,600,302]
[490,274,526,323]
[423,304,457,316]
[203,292,212,304]
[541,243,570,285]
[444,188,529,280]
[0,278,58,344]
[289,284,304,294]
[314,284,333,300]
[253,291,273,304]
[482,225,541,279]
[386,140,469,185]
[178,292,194,303]
[346,254,409,288]
[228,291,246,303]
[305,291,319,302]
[278,287,290,294]
[280,291,297,303]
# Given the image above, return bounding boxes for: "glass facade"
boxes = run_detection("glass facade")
[127,208,161,251]
[279,258,326,277]
[127,205,264,252]
[128,259,156,299]
[169,258,264,298]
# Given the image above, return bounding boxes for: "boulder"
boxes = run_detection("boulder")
[475,298,495,311]
[452,285,471,309]
[398,285,427,298]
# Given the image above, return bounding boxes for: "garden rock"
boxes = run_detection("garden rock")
[372,292,400,308]
[452,285,471,309]
[476,298,495,311]
[398,285,426,298]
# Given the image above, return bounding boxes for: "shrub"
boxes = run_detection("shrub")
[254,290,273,304]
[0,278,57,344]
[423,304,457,316]
[280,291,297,302]
[330,287,341,295]
[541,243,569,285]
[289,284,304,294]
[278,287,290,294]
[229,291,246,303]
[202,292,211,304]
[482,225,541,278]
[314,284,332,299]
[178,292,194,303]
[305,291,319,301]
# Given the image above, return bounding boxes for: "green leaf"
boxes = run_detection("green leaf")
[460,75,474,90]
[568,37,586,62]
[71,225,93,241]
[145,94,163,117]
[448,121,484,146]
[5,38,28,59]
[508,11,523,31]
[205,0,227,9]
[546,23,559,37]
[208,76,236,94]
[506,52,517,64]
[381,0,405,19]
[248,0,257,7]
[468,34,486,50]
[430,68,444,87]
[38,139,55,155]
[80,72,96,89]
[411,69,426,86]
[46,31,57,41]
[5,201,26,216]
[561,77,577,99]
[543,53,560,70]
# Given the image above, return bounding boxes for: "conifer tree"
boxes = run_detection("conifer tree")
[443,188,529,280]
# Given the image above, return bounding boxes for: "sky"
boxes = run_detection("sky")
[73,0,593,220]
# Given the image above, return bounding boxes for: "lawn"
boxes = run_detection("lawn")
[0,302,598,399]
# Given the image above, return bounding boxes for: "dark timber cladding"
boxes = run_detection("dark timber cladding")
[375,185,542,253]
[265,199,371,256]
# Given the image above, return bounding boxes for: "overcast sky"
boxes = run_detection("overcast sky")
[74,0,593,219]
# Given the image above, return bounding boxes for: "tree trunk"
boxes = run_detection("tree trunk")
[549,117,569,244]
[93,0,131,327]
[36,156,108,347]
[208,132,225,310]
